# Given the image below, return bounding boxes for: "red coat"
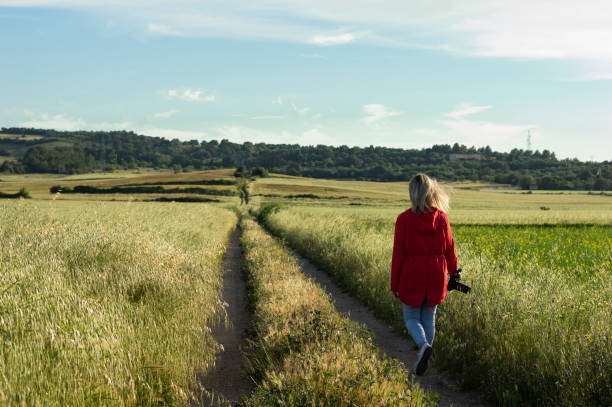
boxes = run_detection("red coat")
[390,208,457,307]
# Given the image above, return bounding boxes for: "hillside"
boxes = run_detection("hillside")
[0,127,609,190]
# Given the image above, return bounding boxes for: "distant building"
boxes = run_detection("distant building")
[449,153,481,161]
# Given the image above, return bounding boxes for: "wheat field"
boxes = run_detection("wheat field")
[0,199,236,406]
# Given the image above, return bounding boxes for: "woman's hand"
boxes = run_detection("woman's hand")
[453,270,462,281]
[393,291,399,298]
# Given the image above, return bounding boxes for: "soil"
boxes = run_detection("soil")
[293,253,488,407]
[197,227,253,406]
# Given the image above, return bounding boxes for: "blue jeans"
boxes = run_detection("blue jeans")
[402,298,437,347]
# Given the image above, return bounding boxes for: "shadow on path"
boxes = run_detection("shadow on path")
[294,253,488,407]
[197,227,252,406]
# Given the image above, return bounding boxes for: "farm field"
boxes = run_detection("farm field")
[251,174,612,224]
[0,199,236,405]
[256,179,611,406]
[1,169,611,405]
[0,169,237,202]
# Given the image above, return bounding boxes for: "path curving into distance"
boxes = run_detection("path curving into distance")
[292,252,488,407]
[197,227,253,406]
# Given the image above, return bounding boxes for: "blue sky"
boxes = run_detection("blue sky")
[1,1,611,161]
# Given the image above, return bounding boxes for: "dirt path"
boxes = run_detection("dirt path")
[293,253,488,407]
[197,227,252,406]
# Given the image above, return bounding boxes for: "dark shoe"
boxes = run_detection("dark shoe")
[415,343,432,375]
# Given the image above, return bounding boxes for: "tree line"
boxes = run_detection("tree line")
[0,127,610,190]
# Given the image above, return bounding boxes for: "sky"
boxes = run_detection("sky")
[1,1,611,161]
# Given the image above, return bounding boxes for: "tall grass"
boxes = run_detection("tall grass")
[240,216,437,407]
[0,200,236,406]
[262,205,612,406]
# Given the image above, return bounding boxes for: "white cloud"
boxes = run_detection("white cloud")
[153,109,178,119]
[214,125,334,146]
[5,1,612,60]
[216,125,294,144]
[362,104,401,124]
[302,128,332,145]
[250,115,285,120]
[147,23,181,36]
[311,33,355,46]
[453,2,612,60]
[291,102,310,116]
[162,88,215,102]
[444,103,491,119]
[570,73,612,81]
[274,96,283,105]
[442,119,533,146]
[442,104,533,147]
[19,113,129,131]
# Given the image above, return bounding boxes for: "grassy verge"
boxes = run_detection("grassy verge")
[0,200,236,406]
[239,216,437,407]
[260,204,612,406]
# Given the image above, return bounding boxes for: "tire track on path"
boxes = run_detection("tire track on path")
[292,251,488,407]
[197,227,252,406]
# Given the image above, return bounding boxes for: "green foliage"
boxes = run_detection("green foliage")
[236,180,251,205]
[250,166,268,177]
[49,184,235,196]
[1,127,610,190]
[0,160,25,174]
[234,166,268,178]
[234,166,248,178]
[0,187,30,199]
[148,196,220,203]
[50,185,72,194]
[256,202,283,223]
[18,187,30,199]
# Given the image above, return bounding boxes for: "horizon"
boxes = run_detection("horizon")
[4,125,606,164]
[1,1,611,162]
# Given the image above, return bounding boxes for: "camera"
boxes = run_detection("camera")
[447,268,471,294]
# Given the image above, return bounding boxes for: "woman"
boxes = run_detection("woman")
[390,173,460,375]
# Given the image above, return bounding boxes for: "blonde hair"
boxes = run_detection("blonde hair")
[408,173,449,214]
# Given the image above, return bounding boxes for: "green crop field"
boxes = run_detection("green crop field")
[0,199,236,406]
[254,175,612,406]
